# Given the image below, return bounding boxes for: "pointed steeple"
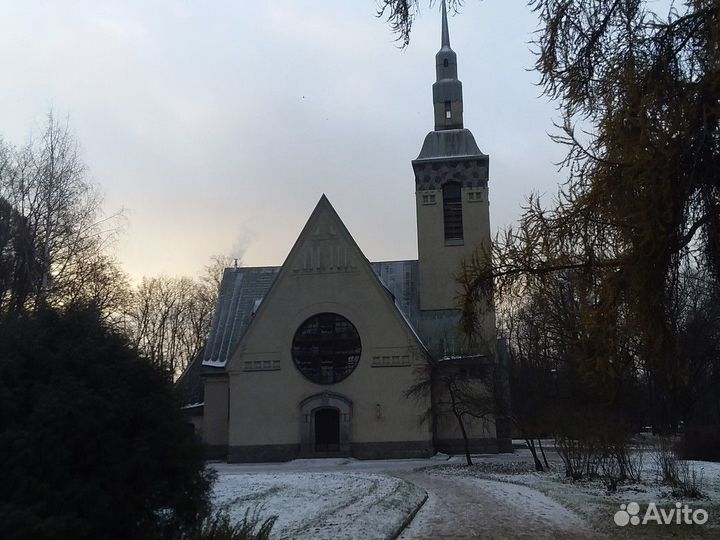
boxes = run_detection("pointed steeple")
[433,0,463,130]
[441,0,450,48]
[412,0,490,319]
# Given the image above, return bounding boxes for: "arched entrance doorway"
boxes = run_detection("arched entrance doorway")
[314,408,340,452]
[299,392,352,457]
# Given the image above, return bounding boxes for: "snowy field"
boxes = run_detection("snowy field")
[211,451,719,539]
[212,462,426,540]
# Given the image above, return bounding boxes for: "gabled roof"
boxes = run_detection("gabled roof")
[175,347,206,406]
[200,266,280,367]
[195,258,462,369]
[200,196,431,370]
[177,201,466,404]
[178,258,426,406]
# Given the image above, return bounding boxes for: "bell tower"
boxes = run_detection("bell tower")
[413,0,493,334]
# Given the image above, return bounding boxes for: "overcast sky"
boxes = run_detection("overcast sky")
[0,1,568,282]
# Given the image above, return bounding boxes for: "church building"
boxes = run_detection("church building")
[179,2,511,462]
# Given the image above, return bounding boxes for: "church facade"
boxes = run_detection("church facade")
[180,3,511,462]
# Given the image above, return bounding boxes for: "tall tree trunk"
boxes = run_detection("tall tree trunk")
[455,411,473,466]
[538,438,550,469]
[526,437,544,472]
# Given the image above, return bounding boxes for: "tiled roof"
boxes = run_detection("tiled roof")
[175,347,206,406]
[201,266,280,367]
[371,260,420,323]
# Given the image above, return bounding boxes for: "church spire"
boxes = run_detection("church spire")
[433,0,463,130]
[441,0,450,48]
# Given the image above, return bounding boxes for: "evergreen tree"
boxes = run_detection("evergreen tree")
[0,306,214,540]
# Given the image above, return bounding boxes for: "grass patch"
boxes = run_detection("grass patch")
[179,508,277,540]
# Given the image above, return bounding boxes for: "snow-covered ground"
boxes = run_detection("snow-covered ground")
[211,451,719,539]
[395,470,595,539]
[430,450,720,539]
[212,462,426,540]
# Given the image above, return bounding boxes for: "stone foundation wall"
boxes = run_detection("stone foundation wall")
[351,441,435,460]
[216,437,508,463]
[224,440,436,463]
[435,437,499,455]
[227,444,300,463]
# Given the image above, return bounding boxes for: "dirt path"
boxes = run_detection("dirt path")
[393,471,604,540]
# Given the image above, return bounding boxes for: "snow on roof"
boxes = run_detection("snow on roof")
[180,402,204,410]
[200,266,280,368]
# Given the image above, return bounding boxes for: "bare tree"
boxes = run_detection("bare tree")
[376,0,463,48]
[126,276,210,378]
[0,112,126,315]
[126,255,238,379]
[407,358,496,466]
[203,254,236,292]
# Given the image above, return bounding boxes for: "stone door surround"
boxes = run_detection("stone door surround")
[299,392,352,457]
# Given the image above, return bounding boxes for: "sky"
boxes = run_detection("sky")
[0,0,568,282]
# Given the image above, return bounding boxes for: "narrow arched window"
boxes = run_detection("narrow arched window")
[443,182,463,242]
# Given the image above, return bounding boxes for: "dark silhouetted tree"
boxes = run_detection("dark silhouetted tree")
[0,196,40,317]
[0,306,215,540]
[452,0,719,434]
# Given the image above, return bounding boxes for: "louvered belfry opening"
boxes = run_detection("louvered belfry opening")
[442,182,463,241]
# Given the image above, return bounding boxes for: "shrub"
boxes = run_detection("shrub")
[0,307,215,540]
[555,435,601,480]
[555,414,645,485]
[180,509,277,540]
[679,426,720,462]
[672,460,706,499]
[653,436,680,485]
[653,436,706,499]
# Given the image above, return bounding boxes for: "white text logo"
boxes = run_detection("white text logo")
[614,502,708,526]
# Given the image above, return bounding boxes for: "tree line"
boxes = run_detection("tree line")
[0,114,232,379]
[0,114,262,539]
[467,0,720,468]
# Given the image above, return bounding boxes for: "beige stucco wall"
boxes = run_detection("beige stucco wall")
[416,185,496,349]
[225,208,433,449]
[416,185,490,312]
[433,377,497,442]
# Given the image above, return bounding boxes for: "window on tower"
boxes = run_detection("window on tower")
[444,100,452,119]
[443,58,449,67]
[443,182,463,242]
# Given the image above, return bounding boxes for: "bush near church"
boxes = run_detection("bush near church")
[0,306,215,540]
[680,425,720,463]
